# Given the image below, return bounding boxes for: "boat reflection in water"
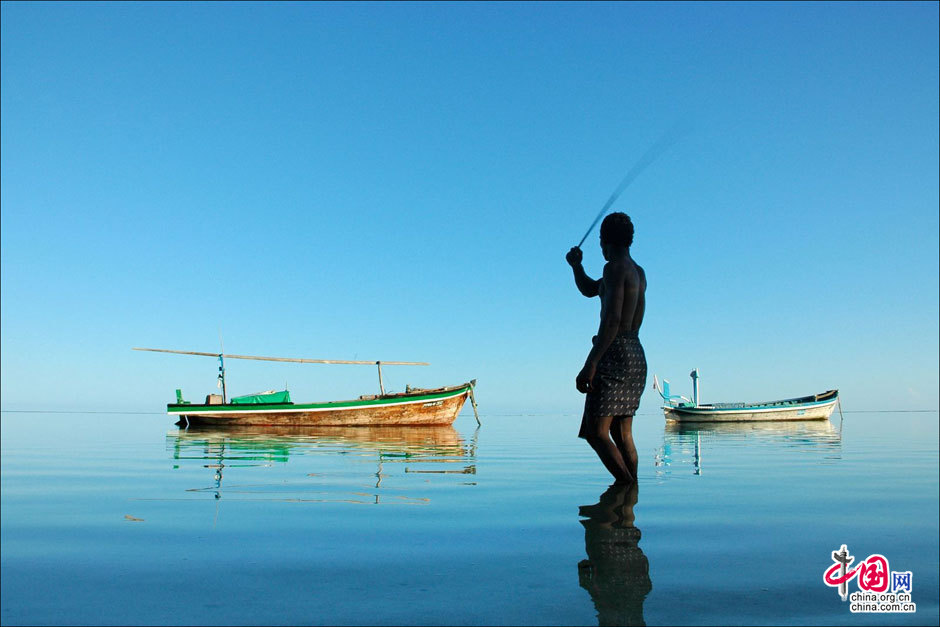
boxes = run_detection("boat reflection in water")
[167,424,477,504]
[578,483,652,626]
[655,419,842,476]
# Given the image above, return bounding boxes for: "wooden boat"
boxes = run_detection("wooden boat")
[168,382,476,427]
[653,369,839,423]
[134,347,478,427]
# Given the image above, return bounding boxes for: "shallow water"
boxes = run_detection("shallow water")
[1,409,938,625]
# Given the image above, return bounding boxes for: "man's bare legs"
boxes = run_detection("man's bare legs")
[610,415,638,480]
[584,415,634,484]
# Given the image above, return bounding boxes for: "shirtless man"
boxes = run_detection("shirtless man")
[566,212,647,484]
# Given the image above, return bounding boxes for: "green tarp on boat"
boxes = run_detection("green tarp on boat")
[230,390,292,405]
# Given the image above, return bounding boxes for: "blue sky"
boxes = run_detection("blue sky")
[2,1,938,413]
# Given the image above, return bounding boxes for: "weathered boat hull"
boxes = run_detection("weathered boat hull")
[664,393,838,423]
[169,382,473,427]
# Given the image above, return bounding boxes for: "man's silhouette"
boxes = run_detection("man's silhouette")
[567,212,647,484]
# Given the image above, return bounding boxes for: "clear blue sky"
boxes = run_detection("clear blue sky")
[2,1,938,413]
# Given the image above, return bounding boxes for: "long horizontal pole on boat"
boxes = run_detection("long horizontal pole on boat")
[132,347,429,366]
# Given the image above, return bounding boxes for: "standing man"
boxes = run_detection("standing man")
[566,212,647,484]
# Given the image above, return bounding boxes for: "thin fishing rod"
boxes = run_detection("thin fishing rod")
[577,124,688,248]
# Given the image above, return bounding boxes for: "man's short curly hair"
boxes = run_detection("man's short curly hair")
[600,212,634,248]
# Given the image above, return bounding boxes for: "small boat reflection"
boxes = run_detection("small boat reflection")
[167,424,478,503]
[578,484,652,626]
[655,419,842,476]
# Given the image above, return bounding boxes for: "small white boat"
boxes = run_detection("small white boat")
[654,369,839,422]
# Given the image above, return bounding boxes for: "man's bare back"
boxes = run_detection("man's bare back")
[598,255,646,335]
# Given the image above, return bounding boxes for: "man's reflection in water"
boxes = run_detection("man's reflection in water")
[578,483,652,626]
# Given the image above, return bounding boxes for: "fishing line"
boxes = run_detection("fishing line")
[577,123,690,248]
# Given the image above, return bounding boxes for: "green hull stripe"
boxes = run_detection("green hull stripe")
[168,384,470,414]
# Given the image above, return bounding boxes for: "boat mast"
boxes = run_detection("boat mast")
[218,332,227,404]
[690,368,700,407]
[377,361,385,395]
[218,354,227,404]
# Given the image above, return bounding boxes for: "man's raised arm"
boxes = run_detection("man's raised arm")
[566,247,599,297]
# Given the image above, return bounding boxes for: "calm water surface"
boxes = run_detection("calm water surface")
[2,408,938,625]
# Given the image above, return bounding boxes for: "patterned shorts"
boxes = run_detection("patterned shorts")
[579,332,647,439]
